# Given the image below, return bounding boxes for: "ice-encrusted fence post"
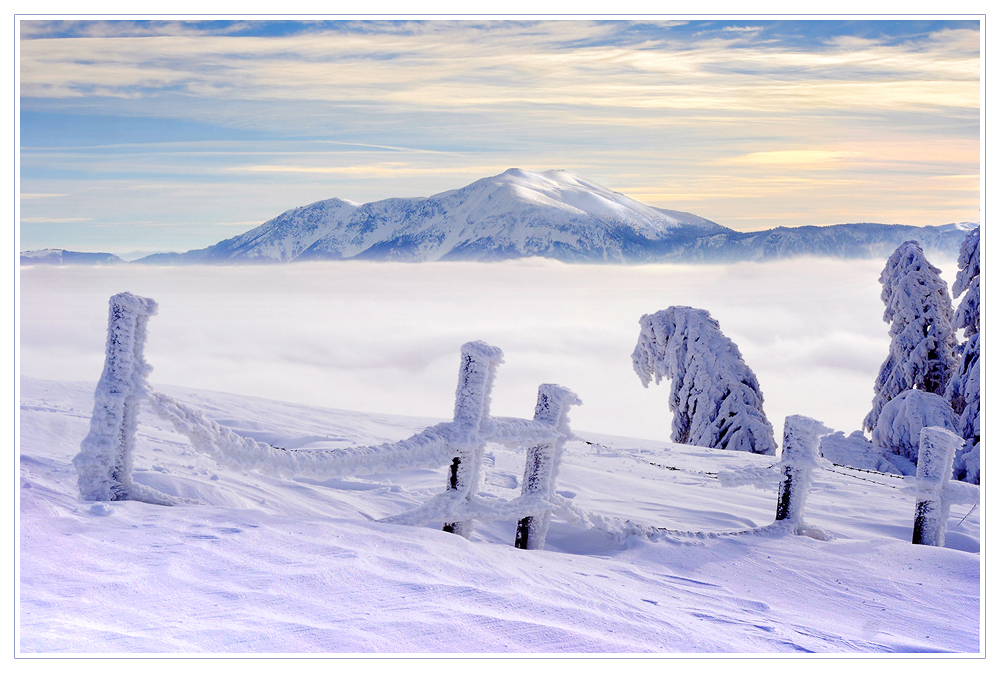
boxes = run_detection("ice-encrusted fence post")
[73,292,158,501]
[912,427,964,546]
[775,415,830,526]
[442,341,504,538]
[514,384,582,550]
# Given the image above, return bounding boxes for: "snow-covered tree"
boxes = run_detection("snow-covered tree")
[863,241,959,433]
[872,389,960,469]
[632,306,776,455]
[946,227,980,483]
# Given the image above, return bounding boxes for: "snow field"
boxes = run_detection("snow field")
[19,378,980,654]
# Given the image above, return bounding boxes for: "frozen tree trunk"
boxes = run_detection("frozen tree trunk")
[515,384,582,550]
[775,415,830,526]
[442,341,504,538]
[912,427,963,546]
[73,293,159,501]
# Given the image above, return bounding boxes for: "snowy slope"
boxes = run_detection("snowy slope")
[211,197,361,263]
[301,168,726,262]
[18,377,981,654]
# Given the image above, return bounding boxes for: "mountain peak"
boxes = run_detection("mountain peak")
[125,169,974,266]
[160,169,729,264]
[434,168,692,230]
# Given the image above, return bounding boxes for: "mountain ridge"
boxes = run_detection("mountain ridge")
[21,169,977,265]
[19,249,126,266]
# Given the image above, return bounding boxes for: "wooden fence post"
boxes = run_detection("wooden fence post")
[73,293,159,501]
[443,341,504,538]
[515,384,582,550]
[912,426,963,546]
[775,415,829,526]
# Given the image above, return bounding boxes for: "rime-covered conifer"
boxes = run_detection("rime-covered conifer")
[952,228,980,340]
[863,241,958,433]
[947,227,980,483]
[632,306,776,455]
[872,389,960,468]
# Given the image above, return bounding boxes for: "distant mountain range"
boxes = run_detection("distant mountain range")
[21,169,977,266]
[19,249,126,266]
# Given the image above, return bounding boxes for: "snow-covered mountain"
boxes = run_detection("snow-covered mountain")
[23,169,976,266]
[676,222,976,263]
[135,168,728,264]
[19,249,126,266]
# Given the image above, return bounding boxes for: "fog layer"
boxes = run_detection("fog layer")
[20,258,920,441]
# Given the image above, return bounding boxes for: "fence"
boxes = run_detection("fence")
[74,292,979,550]
[718,416,980,547]
[73,293,173,505]
[910,427,981,546]
[74,293,581,551]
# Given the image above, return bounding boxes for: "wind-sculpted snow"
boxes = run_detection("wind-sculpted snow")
[484,417,570,449]
[147,388,604,537]
[382,490,559,528]
[907,427,973,547]
[773,416,833,532]
[873,390,960,468]
[819,431,908,476]
[719,415,834,541]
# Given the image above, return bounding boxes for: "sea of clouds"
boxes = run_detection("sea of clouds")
[19,255,962,441]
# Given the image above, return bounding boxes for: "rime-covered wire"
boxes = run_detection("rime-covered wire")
[148,391,458,479]
[147,392,566,487]
[145,340,584,546]
[543,493,798,545]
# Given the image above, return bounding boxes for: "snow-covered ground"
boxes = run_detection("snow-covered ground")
[17,259,981,654]
[19,376,980,654]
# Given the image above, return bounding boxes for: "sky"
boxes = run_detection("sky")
[17,17,982,255]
